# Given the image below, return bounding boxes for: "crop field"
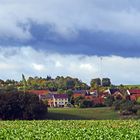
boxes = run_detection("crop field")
[0,120,140,140]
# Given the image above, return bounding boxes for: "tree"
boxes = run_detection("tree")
[102,78,111,87]
[0,79,4,86]
[22,74,27,92]
[47,81,57,91]
[80,100,93,108]
[0,92,48,120]
[57,89,65,94]
[104,95,114,107]
[74,96,84,107]
[90,78,101,87]
[46,76,52,81]
[65,79,75,89]
[136,97,140,104]
[66,89,74,101]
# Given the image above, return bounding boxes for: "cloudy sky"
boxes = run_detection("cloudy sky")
[0,0,140,85]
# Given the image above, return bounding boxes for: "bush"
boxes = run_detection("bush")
[104,95,114,107]
[137,110,140,117]
[74,96,84,106]
[119,100,137,115]
[79,103,86,108]
[0,92,48,120]
[79,100,93,108]
[94,103,106,108]
[136,97,140,104]
[112,100,123,111]
[120,100,134,111]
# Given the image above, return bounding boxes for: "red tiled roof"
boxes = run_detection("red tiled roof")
[129,90,140,94]
[73,93,85,98]
[28,90,50,95]
[85,95,93,100]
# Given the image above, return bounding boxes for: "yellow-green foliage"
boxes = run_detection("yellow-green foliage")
[0,120,140,140]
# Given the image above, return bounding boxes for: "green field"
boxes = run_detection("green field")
[47,107,120,120]
[118,84,140,89]
[0,120,140,140]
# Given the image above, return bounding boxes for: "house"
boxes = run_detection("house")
[73,91,105,105]
[72,90,87,99]
[113,91,126,100]
[53,94,68,107]
[84,95,103,105]
[39,93,68,107]
[127,89,140,101]
[103,88,126,100]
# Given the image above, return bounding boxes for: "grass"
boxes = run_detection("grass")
[47,107,120,120]
[0,120,140,139]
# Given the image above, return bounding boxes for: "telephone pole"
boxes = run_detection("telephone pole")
[100,57,103,86]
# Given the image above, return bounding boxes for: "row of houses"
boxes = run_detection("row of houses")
[104,89,140,101]
[28,89,140,107]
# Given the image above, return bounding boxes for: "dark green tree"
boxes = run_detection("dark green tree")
[102,78,111,87]
[0,92,48,120]
[90,78,101,88]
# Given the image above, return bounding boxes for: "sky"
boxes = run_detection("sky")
[0,0,140,85]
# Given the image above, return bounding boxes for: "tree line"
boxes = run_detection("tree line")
[0,75,111,93]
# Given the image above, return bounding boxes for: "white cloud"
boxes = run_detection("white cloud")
[0,46,139,85]
[1,0,140,40]
[0,63,17,70]
[80,64,93,71]
[32,63,45,71]
[55,61,63,68]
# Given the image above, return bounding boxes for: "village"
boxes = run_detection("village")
[1,75,140,120]
[1,75,140,108]
[28,88,140,108]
